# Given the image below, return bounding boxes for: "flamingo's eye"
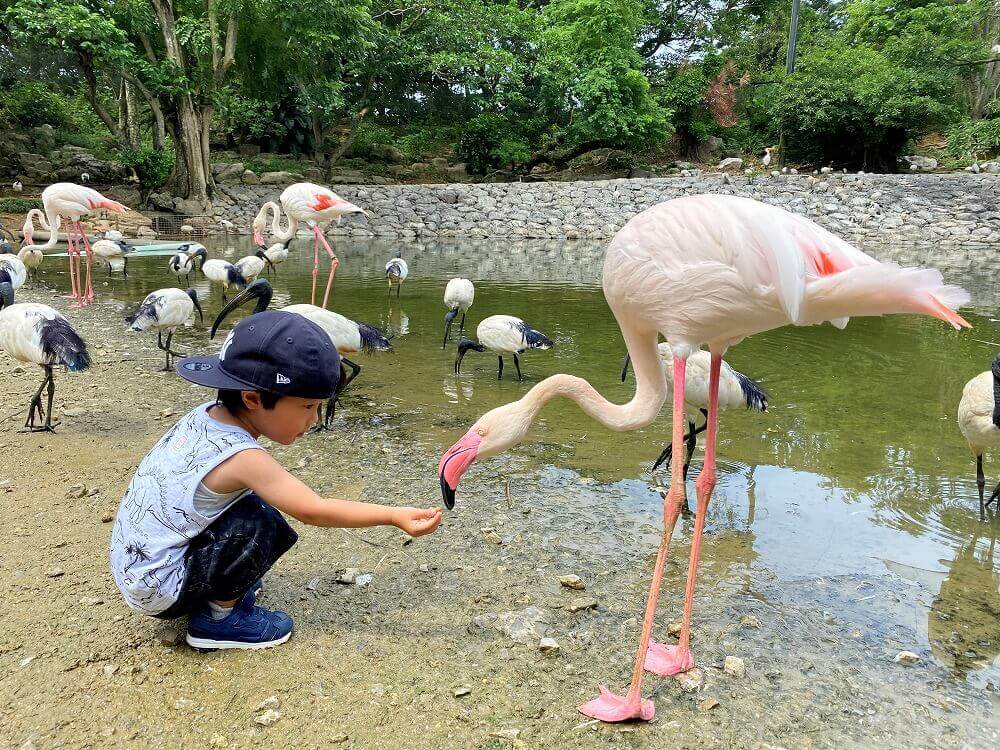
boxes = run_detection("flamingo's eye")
[476,427,487,437]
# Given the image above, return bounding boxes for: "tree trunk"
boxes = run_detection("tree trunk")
[77,50,128,147]
[168,97,211,204]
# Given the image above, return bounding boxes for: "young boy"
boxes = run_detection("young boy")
[110,310,441,649]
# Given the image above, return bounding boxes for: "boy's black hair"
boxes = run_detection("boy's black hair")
[216,389,281,414]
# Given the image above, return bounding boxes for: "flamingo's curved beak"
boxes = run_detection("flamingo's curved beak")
[438,430,482,510]
[253,230,265,247]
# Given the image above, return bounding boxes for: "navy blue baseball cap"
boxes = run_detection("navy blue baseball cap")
[176,310,341,399]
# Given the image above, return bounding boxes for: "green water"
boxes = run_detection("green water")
[45,235,1000,685]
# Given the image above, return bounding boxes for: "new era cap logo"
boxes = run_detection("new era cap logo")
[276,373,291,384]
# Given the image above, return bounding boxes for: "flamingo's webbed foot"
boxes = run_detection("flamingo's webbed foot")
[644,642,694,676]
[577,686,654,722]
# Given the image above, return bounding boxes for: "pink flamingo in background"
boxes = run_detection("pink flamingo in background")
[22,183,127,306]
[251,183,366,308]
[437,194,970,723]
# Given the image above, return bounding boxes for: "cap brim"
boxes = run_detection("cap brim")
[175,355,261,390]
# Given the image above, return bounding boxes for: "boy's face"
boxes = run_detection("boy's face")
[243,392,323,444]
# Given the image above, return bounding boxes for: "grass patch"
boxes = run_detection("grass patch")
[0,198,41,213]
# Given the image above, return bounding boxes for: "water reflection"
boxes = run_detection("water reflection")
[36,233,1000,683]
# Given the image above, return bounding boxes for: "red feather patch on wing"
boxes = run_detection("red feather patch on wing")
[311,193,340,211]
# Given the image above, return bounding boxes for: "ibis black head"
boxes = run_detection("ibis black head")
[255,248,276,270]
[443,307,459,349]
[0,281,13,310]
[454,338,487,375]
[210,279,273,339]
[185,288,204,324]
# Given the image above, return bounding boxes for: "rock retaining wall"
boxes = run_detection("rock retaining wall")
[212,173,1000,247]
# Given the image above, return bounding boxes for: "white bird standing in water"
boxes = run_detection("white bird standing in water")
[438,194,969,723]
[443,277,475,348]
[0,301,91,431]
[455,314,553,381]
[167,243,208,284]
[91,234,131,276]
[261,239,291,270]
[125,288,204,371]
[234,248,275,282]
[622,345,767,479]
[958,354,1000,519]
[19,208,57,279]
[201,258,248,301]
[762,147,773,167]
[386,257,408,298]
[210,279,392,428]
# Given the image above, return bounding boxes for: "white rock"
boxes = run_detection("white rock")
[559,574,585,590]
[254,708,282,726]
[539,637,560,654]
[893,650,921,664]
[724,656,746,677]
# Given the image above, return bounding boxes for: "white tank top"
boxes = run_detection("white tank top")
[109,402,261,614]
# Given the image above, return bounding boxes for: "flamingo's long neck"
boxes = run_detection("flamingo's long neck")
[22,208,60,252]
[517,326,666,432]
[271,202,297,241]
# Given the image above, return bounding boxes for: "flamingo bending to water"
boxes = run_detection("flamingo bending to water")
[20,183,127,306]
[251,183,366,308]
[438,194,970,723]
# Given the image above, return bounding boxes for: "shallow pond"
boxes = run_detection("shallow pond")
[39,233,1000,689]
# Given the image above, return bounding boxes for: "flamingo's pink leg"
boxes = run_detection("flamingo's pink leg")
[578,354,689,723]
[63,220,80,302]
[317,226,339,309]
[78,221,95,303]
[310,225,320,306]
[645,353,721,675]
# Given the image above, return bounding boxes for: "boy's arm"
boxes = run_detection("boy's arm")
[207,449,441,535]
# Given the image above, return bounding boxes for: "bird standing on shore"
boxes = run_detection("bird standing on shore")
[125,288,204,371]
[438,194,969,723]
[0,301,91,432]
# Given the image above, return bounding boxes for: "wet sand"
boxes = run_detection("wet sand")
[0,282,997,750]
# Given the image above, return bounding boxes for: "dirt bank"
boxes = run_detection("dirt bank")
[0,283,996,750]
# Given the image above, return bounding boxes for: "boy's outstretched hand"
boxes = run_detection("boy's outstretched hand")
[392,506,443,537]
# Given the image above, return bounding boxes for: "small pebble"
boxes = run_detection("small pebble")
[667,622,682,637]
[699,697,720,711]
[559,574,585,590]
[18,656,35,668]
[453,686,472,697]
[254,709,282,726]
[482,529,503,545]
[724,656,746,677]
[330,735,349,744]
[209,735,229,748]
[893,650,921,665]
[104,663,119,676]
[568,596,597,613]
[79,596,103,606]
[101,512,113,523]
[676,668,704,692]
[66,484,87,499]
[355,573,373,587]
[337,568,361,585]
[740,614,761,629]
[257,696,280,711]
[46,567,64,578]
[539,637,560,655]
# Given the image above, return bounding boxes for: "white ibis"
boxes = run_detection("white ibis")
[455,314,553,381]
[261,239,291,270]
[0,301,91,432]
[437,194,969,723]
[0,253,28,303]
[443,277,475,348]
[167,243,208,284]
[386,257,408,298]
[762,147,772,167]
[201,258,248,301]
[125,288,204,371]
[91,235,131,276]
[210,279,391,428]
[18,208,54,279]
[80,173,90,183]
[622,344,767,478]
[251,183,366,307]
[219,219,236,232]
[234,249,275,282]
[958,354,1000,519]
[12,181,23,193]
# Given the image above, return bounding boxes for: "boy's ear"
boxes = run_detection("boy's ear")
[242,391,263,411]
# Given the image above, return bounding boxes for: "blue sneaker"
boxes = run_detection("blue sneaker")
[240,578,263,607]
[186,598,293,650]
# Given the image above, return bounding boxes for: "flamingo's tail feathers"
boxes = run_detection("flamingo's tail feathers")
[805,264,971,331]
[95,199,127,213]
[924,290,972,330]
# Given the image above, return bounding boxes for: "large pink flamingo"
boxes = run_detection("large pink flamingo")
[21,183,127,306]
[251,183,366,308]
[437,194,970,723]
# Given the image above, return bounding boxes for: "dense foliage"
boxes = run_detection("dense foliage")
[0,0,997,195]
